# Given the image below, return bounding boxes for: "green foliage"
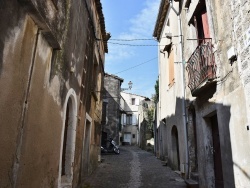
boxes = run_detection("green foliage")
[153,77,159,103]
[147,107,154,137]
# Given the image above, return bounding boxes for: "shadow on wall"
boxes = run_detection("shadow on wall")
[233,162,250,180]
[156,96,235,186]
[101,89,132,144]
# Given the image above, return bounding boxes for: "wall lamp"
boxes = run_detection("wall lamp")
[165,33,183,39]
[121,81,133,91]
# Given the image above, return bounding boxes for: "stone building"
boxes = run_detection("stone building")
[102,73,124,145]
[154,0,250,187]
[120,92,147,145]
[0,0,108,187]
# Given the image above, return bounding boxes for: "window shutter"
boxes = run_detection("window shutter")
[124,114,126,124]
[135,98,139,105]
[132,114,137,125]
[201,11,210,38]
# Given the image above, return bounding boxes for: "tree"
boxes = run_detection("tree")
[147,107,154,138]
[153,77,159,103]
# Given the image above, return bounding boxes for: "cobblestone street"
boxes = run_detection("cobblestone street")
[82,146,187,188]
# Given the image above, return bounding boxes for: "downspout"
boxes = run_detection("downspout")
[169,0,188,178]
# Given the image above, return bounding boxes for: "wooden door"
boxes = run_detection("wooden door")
[211,115,224,188]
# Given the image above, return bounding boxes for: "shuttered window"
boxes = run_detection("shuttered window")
[132,114,137,125]
[126,114,132,125]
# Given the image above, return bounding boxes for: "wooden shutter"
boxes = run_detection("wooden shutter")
[132,114,137,125]
[201,11,210,38]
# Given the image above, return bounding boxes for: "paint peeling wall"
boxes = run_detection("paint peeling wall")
[182,0,250,187]
[0,0,107,187]
[154,0,250,187]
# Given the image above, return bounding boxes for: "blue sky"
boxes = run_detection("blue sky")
[101,0,160,98]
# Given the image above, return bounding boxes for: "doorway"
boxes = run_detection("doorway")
[59,89,77,187]
[124,133,131,145]
[81,113,92,176]
[188,107,198,176]
[171,125,180,170]
[210,114,224,187]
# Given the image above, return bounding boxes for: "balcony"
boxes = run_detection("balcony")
[186,39,217,97]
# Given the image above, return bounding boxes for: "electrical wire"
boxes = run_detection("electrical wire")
[109,38,156,41]
[216,68,233,85]
[108,41,166,46]
[103,36,179,41]
[115,57,158,74]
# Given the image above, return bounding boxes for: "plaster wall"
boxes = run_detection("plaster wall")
[157,0,187,173]
[181,0,250,186]
[0,0,106,187]
[155,0,250,186]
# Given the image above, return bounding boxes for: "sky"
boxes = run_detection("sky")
[101,0,161,98]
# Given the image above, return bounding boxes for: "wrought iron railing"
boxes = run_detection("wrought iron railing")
[186,39,216,93]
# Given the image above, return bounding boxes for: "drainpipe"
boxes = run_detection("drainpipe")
[169,0,188,178]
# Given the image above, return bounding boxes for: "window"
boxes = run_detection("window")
[132,114,137,125]
[191,0,210,44]
[132,134,135,138]
[126,114,132,125]
[132,98,135,105]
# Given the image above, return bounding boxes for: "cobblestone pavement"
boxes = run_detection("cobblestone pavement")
[82,146,187,188]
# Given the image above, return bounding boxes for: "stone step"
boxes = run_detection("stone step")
[190,172,199,181]
[161,160,168,166]
[185,179,199,188]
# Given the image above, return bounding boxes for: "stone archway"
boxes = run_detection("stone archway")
[171,125,180,171]
[58,89,77,187]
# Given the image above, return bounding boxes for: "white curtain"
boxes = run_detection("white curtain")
[132,114,137,125]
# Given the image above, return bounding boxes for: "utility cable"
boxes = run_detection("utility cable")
[108,42,166,46]
[109,38,156,41]
[101,36,180,41]
[115,57,158,74]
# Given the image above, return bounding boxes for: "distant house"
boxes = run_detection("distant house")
[120,92,147,145]
[102,73,124,145]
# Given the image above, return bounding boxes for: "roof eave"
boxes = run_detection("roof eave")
[153,0,170,41]
[96,0,108,53]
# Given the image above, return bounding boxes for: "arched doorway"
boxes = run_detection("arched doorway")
[171,125,180,170]
[59,89,77,187]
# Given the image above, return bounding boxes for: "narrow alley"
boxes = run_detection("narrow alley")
[1,0,250,187]
[82,146,187,188]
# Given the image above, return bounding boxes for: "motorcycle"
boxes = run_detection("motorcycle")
[101,138,120,154]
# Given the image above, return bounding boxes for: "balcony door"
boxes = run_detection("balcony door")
[210,115,224,187]
[193,0,210,44]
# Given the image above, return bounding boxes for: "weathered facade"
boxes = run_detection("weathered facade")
[0,0,108,187]
[102,73,123,145]
[154,0,250,187]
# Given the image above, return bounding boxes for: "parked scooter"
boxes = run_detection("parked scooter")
[101,138,120,154]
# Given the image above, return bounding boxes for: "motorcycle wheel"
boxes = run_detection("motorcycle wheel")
[114,148,120,154]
